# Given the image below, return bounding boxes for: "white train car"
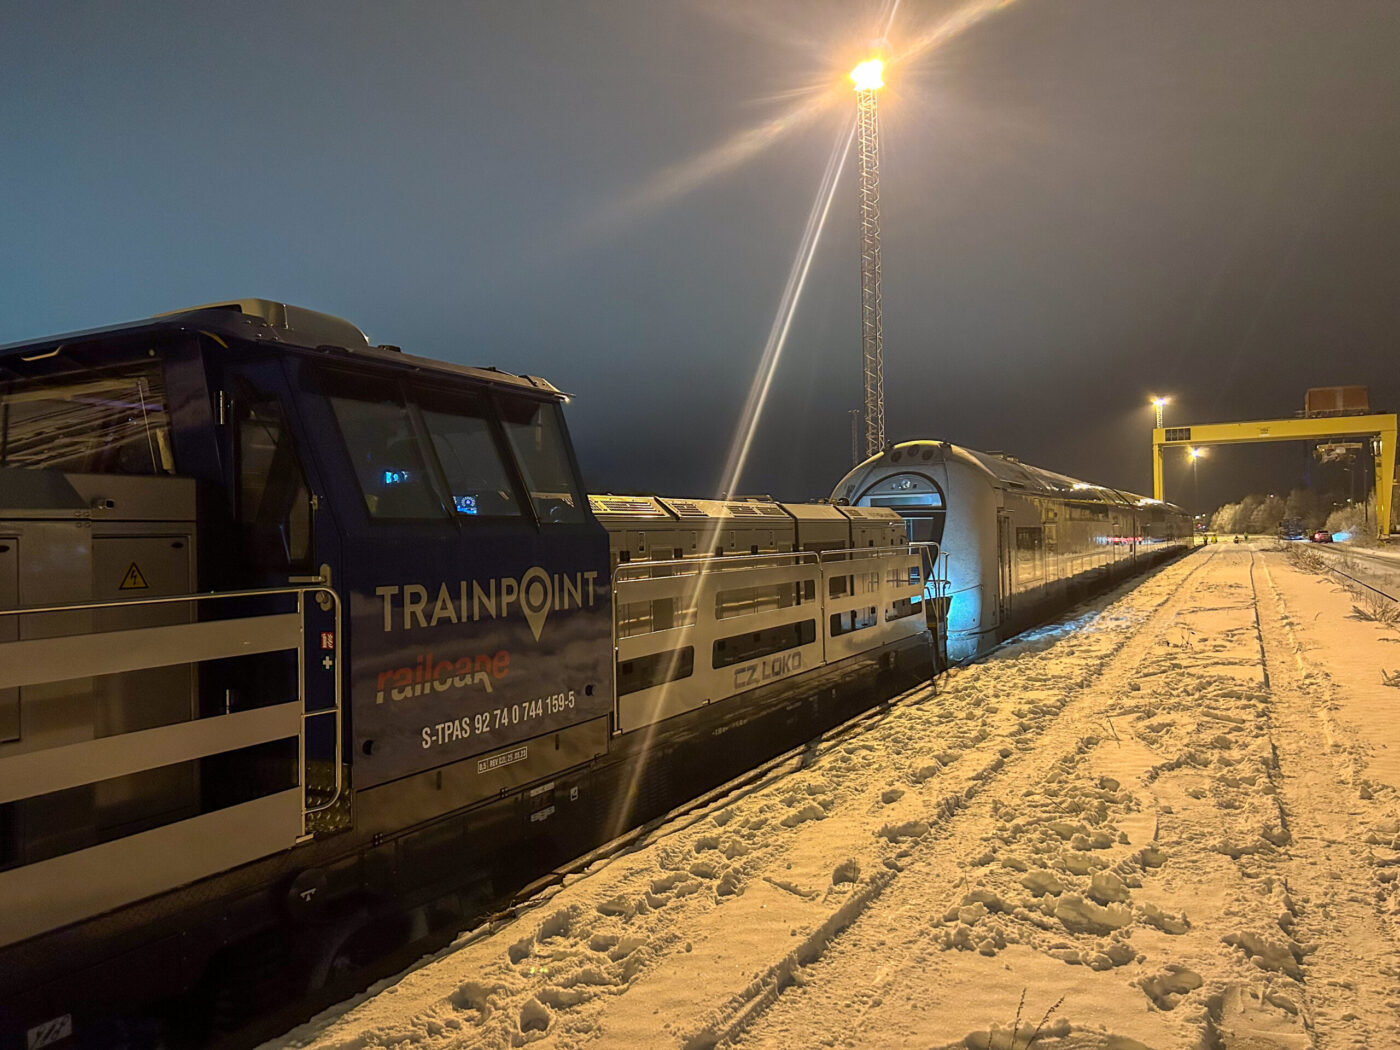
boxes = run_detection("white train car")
[832,440,1192,661]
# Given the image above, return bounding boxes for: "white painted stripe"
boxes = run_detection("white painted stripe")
[0,702,301,804]
[0,613,301,690]
[0,789,301,948]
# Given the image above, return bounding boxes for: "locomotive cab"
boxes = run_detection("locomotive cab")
[0,301,618,1035]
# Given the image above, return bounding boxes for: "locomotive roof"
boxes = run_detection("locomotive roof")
[0,299,565,399]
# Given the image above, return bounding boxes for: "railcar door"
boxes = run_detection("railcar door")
[997,512,1013,628]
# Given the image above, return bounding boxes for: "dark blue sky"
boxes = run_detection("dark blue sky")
[4,1,1398,510]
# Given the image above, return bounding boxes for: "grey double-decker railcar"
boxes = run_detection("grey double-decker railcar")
[833,440,1192,661]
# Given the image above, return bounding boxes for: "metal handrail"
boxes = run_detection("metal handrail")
[0,583,330,618]
[909,541,947,602]
[613,548,821,585]
[0,582,343,835]
[815,543,915,562]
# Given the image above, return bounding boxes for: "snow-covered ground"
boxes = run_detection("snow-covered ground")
[274,543,1400,1049]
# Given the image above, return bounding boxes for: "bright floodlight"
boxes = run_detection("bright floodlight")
[1188,447,1201,460]
[1150,396,1168,408]
[850,59,885,92]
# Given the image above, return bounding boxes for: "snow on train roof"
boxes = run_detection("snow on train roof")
[892,441,1177,512]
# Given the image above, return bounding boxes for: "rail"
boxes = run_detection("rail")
[0,584,342,947]
[1306,546,1400,604]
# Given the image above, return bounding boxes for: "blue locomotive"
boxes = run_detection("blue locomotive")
[0,301,934,1046]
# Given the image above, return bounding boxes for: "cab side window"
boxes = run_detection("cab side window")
[236,390,314,570]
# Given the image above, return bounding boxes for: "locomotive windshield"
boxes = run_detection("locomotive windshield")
[415,386,523,518]
[499,398,585,523]
[0,359,174,475]
[321,369,584,525]
[858,471,946,546]
[323,371,450,520]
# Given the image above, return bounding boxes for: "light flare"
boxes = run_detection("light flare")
[894,0,1021,67]
[850,58,885,91]
[605,117,856,841]
[714,117,856,501]
[586,89,840,233]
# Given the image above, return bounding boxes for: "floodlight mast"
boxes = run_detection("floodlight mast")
[852,59,886,458]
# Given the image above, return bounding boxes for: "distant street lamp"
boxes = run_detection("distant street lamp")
[1149,397,1171,509]
[852,58,886,458]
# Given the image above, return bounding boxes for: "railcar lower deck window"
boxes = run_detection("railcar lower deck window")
[712,619,816,668]
[887,596,921,621]
[830,606,878,636]
[617,647,695,695]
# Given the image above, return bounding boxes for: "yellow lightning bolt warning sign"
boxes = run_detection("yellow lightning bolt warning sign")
[119,562,149,590]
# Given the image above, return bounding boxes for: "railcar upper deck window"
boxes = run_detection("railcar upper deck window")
[323,373,447,521]
[0,361,173,474]
[412,388,522,518]
[499,399,585,523]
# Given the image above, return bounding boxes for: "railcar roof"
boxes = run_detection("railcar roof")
[0,301,565,399]
[890,440,1182,514]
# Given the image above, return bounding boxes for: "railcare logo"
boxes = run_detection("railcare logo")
[376,566,599,641]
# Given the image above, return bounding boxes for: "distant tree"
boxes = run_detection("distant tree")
[1284,488,1307,522]
[1236,494,1264,534]
[1210,502,1240,534]
[1211,490,1335,535]
[1248,495,1286,535]
[1282,488,1330,531]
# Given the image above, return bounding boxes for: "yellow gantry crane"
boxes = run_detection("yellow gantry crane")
[1152,413,1398,540]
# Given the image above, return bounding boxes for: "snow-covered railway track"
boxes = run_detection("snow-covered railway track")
[689,548,1225,1047]
[1248,553,1400,1040]
[1305,544,1400,604]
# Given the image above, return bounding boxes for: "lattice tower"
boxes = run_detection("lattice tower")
[856,87,885,458]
